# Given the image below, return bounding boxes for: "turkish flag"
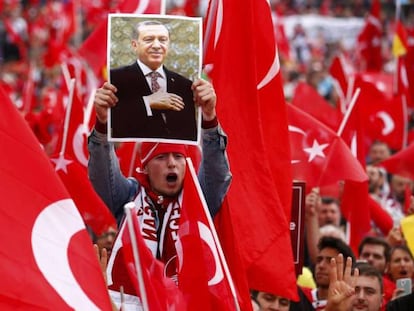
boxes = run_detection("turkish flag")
[0,85,112,309]
[121,204,186,310]
[356,0,383,71]
[378,142,414,180]
[291,81,342,131]
[53,79,90,168]
[287,104,368,192]
[116,0,163,14]
[329,54,355,105]
[204,0,297,301]
[49,154,117,236]
[50,81,116,236]
[178,159,239,311]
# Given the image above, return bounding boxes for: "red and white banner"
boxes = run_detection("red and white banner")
[0,85,112,309]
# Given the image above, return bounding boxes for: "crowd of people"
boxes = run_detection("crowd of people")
[1,0,414,310]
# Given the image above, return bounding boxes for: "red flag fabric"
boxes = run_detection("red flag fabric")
[50,154,117,236]
[204,0,297,301]
[121,204,185,310]
[116,0,163,14]
[356,0,383,71]
[50,81,116,236]
[291,81,342,131]
[287,104,368,192]
[340,180,370,255]
[367,195,393,236]
[0,85,112,309]
[178,159,239,311]
[378,142,414,180]
[53,80,90,167]
[77,19,108,80]
[405,26,414,106]
[329,54,354,103]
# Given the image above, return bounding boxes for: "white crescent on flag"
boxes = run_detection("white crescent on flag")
[31,199,100,310]
[376,111,395,136]
[73,124,89,167]
[288,125,306,164]
[176,220,224,286]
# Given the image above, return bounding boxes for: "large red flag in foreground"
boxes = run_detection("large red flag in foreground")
[178,159,239,310]
[0,86,112,309]
[204,0,297,301]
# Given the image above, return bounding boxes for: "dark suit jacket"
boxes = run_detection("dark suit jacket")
[386,292,414,311]
[110,62,197,141]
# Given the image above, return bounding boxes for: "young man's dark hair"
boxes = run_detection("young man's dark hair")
[355,262,384,294]
[358,236,391,263]
[318,236,355,262]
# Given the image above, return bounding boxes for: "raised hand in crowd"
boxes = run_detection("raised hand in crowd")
[325,254,358,311]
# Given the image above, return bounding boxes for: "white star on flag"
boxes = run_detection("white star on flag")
[50,155,73,174]
[303,139,329,162]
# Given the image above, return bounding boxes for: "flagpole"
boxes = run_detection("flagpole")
[128,143,140,177]
[84,89,96,130]
[60,78,76,157]
[124,202,150,311]
[336,88,361,137]
[186,158,242,311]
[394,0,401,93]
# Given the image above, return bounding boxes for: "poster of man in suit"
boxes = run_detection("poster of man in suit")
[107,14,202,144]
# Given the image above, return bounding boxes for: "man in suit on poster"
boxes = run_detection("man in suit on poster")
[110,20,198,141]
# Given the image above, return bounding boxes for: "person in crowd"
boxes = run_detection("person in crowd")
[109,20,198,141]
[386,292,414,311]
[92,226,118,257]
[325,256,384,311]
[88,69,230,309]
[304,188,345,264]
[251,289,314,311]
[385,245,414,297]
[368,141,392,165]
[358,236,393,308]
[251,290,291,311]
[300,236,355,310]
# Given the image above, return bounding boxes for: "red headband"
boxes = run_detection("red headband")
[140,142,187,167]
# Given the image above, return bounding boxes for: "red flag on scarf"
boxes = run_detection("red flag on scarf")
[179,159,239,310]
[0,85,112,309]
[378,142,414,180]
[356,0,383,71]
[121,204,186,310]
[287,104,368,192]
[291,81,342,131]
[204,0,297,301]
